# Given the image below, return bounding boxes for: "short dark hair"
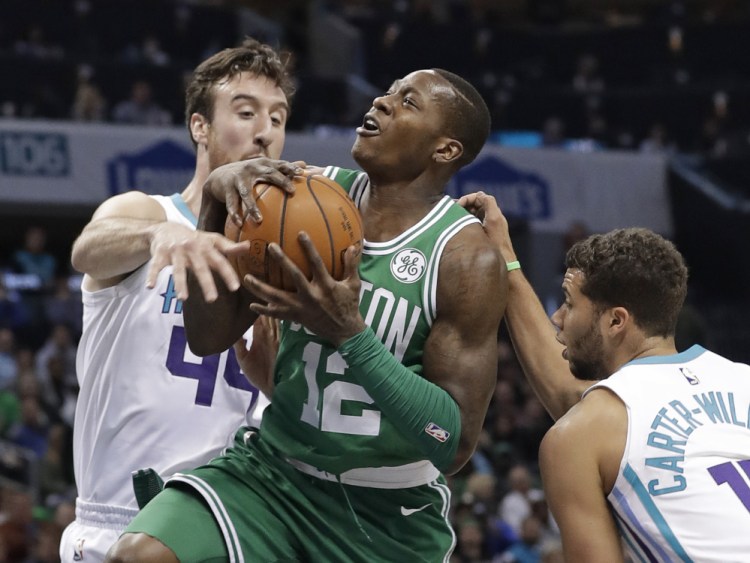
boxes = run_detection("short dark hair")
[566,228,688,337]
[184,38,295,146]
[431,68,491,167]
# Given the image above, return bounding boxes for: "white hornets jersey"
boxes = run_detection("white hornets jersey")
[587,345,750,562]
[73,194,264,510]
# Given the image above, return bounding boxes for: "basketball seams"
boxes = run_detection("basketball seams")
[228,174,363,290]
[276,189,289,288]
[309,174,364,279]
[306,175,337,279]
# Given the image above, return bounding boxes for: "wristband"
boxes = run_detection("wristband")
[506,260,521,271]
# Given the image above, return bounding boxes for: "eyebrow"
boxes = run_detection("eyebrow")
[231,94,289,114]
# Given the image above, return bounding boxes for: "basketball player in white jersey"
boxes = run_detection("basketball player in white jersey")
[461,192,750,562]
[61,39,299,562]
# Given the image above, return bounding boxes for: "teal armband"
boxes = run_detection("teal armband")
[338,327,461,472]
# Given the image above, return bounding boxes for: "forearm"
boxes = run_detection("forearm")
[71,217,158,279]
[505,270,588,419]
[338,327,461,473]
[198,189,230,233]
[184,271,258,356]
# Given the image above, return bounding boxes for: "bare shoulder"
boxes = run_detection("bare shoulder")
[89,190,167,223]
[440,222,504,286]
[436,222,505,314]
[546,388,626,442]
[542,387,627,489]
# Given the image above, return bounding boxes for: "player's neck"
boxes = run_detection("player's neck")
[180,173,206,217]
[363,188,444,242]
[616,336,679,372]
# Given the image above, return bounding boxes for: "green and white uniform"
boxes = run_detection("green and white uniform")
[126,168,480,562]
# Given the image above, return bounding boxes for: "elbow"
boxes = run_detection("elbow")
[70,243,89,274]
[185,328,225,357]
[441,443,474,476]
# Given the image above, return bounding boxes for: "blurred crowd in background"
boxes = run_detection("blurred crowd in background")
[0,0,747,560]
[3,0,750,155]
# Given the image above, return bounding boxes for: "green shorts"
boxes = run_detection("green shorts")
[125,428,455,562]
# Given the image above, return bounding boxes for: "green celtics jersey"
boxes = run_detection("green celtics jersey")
[260,166,479,475]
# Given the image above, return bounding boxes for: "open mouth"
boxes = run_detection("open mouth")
[356,115,380,136]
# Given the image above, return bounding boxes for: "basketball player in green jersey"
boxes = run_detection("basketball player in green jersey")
[106,69,508,562]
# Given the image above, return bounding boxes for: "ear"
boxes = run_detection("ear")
[606,306,630,335]
[189,113,209,147]
[433,138,463,165]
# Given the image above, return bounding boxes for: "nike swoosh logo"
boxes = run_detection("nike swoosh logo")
[400,503,431,516]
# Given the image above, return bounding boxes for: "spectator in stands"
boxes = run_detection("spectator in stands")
[7,394,49,459]
[0,484,35,563]
[0,281,29,334]
[13,24,64,60]
[112,79,172,126]
[39,354,77,427]
[499,515,544,563]
[498,464,543,537]
[0,329,18,393]
[31,520,65,563]
[639,122,676,154]
[452,517,489,562]
[43,277,83,339]
[11,226,56,290]
[38,423,75,505]
[121,35,171,67]
[571,54,604,95]
[541,117,566,148]
[9,226,55,347]
[71,65,107,122]
[512,395,551,464]
[13,349,35,382]
[34,324,77,393]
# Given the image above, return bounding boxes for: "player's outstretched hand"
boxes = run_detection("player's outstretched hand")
[457,191,517,264]
[145,222,250,302]
[243,232,366,347]
[203,157,306,228]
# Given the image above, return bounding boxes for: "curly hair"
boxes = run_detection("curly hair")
[431,68,491,168]
[566,228,688,337]
[184,37,295,146]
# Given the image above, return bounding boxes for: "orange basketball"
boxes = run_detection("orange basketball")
[225,173,364,291]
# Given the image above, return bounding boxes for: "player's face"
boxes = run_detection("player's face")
[205,72,288,169]
[551,269,610,381]
[352,70,455,178]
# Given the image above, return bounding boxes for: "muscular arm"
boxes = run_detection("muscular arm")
[459,192,589,420]
[72,190,249,302]
[505,268,588,419]
[71,191,166,290]
[539,392,627,562]
[422,224,507,472]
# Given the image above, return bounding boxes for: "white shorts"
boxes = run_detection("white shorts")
[59,499,137,562]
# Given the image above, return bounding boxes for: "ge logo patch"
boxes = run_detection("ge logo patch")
[391,249,426,283]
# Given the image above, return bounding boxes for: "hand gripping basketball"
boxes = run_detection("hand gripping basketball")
[225,173,363,291]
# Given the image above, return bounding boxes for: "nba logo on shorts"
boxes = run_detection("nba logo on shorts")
[391,249,426,283]
[73,538,85,561]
